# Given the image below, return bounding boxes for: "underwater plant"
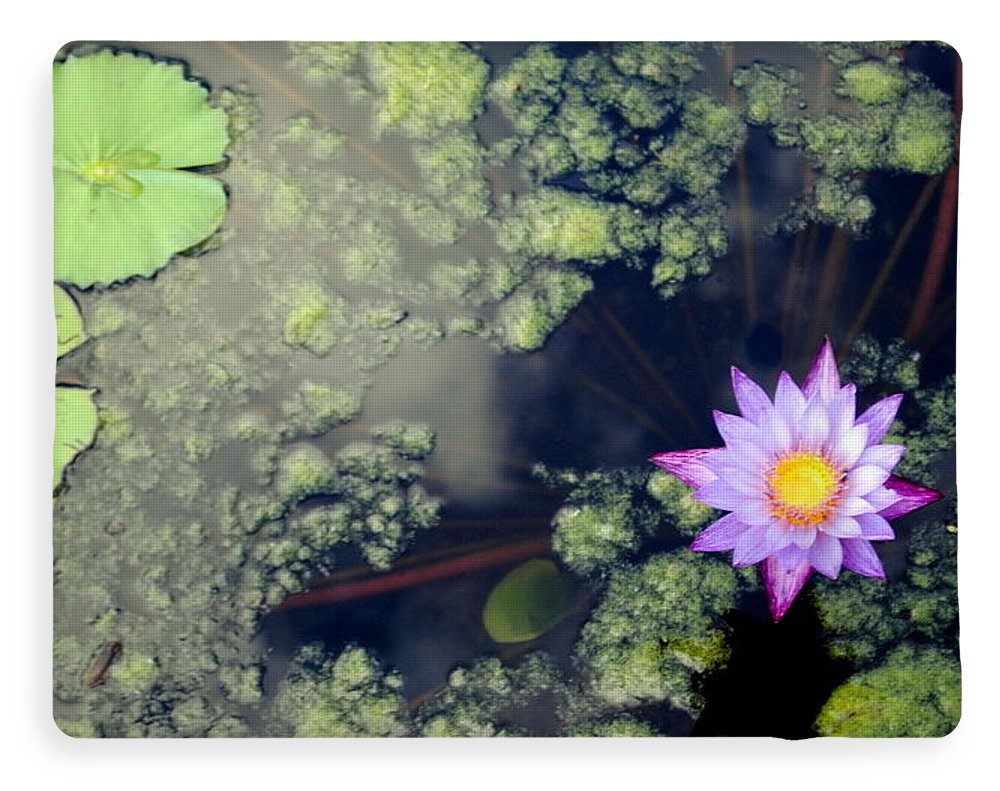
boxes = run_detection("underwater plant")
[53,50,229,287]
[650,339,943,621]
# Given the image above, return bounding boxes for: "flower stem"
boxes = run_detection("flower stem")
[275,536,552,610]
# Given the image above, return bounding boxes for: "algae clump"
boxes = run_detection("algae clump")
[368,43,489,137]
[815,645,960,737]
[273,644,411,737]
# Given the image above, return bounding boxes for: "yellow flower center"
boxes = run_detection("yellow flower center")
[766,452,845,526]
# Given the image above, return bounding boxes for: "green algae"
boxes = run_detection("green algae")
[575,551,752,713]
[414,653,562,737]
[776,176,875,235]
[275,444,336,501]
[489,44,567,137]
[498,268,594,352]
[842,335,922,392]
[567,716,659,737]
[646,470,716,537]
[837,60,908,105]
[273,644,410,737]
[280,284,346,355]
[372,422,436,459]
[815,645,960,737]
[734,45,955,232]
[497,188,645,265]
[653,196,728,297]
[282,381,361,437]
[550,469,659,575]
[367,43,489,137]
[286,42,363,86]
[732,63,800,134]
[889,90,955,174]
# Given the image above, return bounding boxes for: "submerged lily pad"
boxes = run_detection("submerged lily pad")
[53,50,229,287]
[55,285,86,357]
[482,559,576,643]
[54,386,98,490]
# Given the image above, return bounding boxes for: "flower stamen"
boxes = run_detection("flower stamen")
[766,451,845,526]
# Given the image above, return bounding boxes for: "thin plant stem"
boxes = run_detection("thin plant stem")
[914,293,956,350]
[903,164,959,344]
[904,50,961,345]
[574,373,680,446]
[845,174,942,350]
[306,532,551,588]
[572,305,665,420]
[276,537,552,610]
[594,301,707,443]
[725,45,756,327]
[213,42,418,192]
[679,291,714,400]
[806,227,853,355]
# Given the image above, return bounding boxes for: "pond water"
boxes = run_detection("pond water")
[53,41,958,738]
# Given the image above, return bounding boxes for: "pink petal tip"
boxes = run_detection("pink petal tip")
[648,448,720,489]
[880,475,946,520]
[761,555,814,622]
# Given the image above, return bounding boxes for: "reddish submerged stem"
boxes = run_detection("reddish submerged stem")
[276,537,552,610]
[903,52,961,345]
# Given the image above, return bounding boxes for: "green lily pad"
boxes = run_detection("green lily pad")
[482,559,576,643]
[53,50,229,288]
[54,386,99,490]
[55,285,86,357]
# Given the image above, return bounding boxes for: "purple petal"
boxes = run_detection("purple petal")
[732,523,789,566]
[724,438,771,471]
[789,525,817,548]
[799,400,831,447]
[829,423,868,468]
[880,475,945,520]
[855,511,895,540]
[731,366,773,424]
[840,538,886,578]
[840,496,877,516]
[690,513,752,552]
[864,485,901,513]
[733,498,775,526]
[821,514,862,538]
[777,543,808,569]
[758,409,793,455]
[809,531,844,578]
[773,372,807,428]
[801,338,840,402]
[649,448,720,488]
[857,444,906,470]
[855,394,903,447]
[711,463,760,496]
[713,411,759,446]
[847,465,892,497]
[693,479,747,510]
[826,384,858,441]
[762,555,814,622]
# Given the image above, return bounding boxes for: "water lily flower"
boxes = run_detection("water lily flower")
[650,339,943,621]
